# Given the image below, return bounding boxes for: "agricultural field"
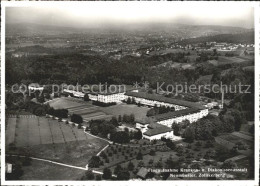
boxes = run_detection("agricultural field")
[49,97,113,121]
[216,132,254,151]
[19,159,85,180]
[6,115,109,167]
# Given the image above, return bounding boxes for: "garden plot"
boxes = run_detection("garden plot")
[6,117,17,145]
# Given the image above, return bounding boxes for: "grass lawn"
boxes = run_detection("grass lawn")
[48,97,90,109]
[20,160,85,180]
[99,103,150,121]
[6,117,17,146]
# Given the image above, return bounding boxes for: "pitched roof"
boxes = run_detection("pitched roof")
[152,107,203,121]
[135,117,152,125]
[89,85,127,95]
[125,91,204,109]
[143,122,173,136]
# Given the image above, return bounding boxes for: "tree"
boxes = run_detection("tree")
[136,151,143,160]
[84,94,90,101]
[149,149,156,156]
[215,146,230,162]
[102,168,112,180]
[71,114,83,124]
[90,125,99,135]
[183,127,195,143]
[146,108,156,117]
[127,161,135,171]
[81,170,95,180]
[95,174,102,180]
[111,131,130,144]
[78,123,82,129]
[123,114,128,122]
[37,93,45,103]
[110,116,119,127]
[117,169,130,180]
[166,140,176,150]
[148,159,154,166]
[134,130,143,140]
[126,97,132,104]
[155,160,163,168]
[118,115,122,123]
[114,164,123,175]
[129,114,135,123]
[131,97,136,104]
[172,123,181,136]
[88,156,102,168]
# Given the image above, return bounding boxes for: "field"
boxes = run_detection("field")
[6,115,109,166]
[99,103,150,122]
[48,97,90,109]
[216,132,254,151]
[49,97,113,121]
[49,98,150,122]
[20,159,85,180]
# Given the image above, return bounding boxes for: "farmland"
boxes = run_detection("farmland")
[6,115,109,167]
[48,97,113,121]
[15,158,86,180]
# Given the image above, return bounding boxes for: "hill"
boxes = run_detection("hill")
[177,31,254,44]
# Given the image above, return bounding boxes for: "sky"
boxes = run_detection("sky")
[5,2,255,29]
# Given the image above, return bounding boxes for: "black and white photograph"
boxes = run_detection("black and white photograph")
[1,1,259,185]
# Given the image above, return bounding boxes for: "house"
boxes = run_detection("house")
[142,123,174,141]
[137,167,149,179]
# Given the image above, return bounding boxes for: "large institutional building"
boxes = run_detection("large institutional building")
[88,92,125,103]
[87,89,208,141]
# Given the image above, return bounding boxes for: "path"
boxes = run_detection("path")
[6,154,87,171]
[6,154,115,176]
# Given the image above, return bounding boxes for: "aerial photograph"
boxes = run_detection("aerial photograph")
[3,2,255,181]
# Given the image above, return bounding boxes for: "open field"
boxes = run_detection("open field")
[48,97,90,109]
[49,98,149,122]
[49,97,113,121]
[6,117,17,145]
[6,115,109,166]
[99,103,150,122]
[20,159,85,180]
[216,132,254,150]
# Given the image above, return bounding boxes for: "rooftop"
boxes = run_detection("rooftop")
[143,122,173,136]
[153,107,202,121]
[125,91,204,109]
[137,167,149,178]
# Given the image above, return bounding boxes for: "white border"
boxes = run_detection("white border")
[1,1,259,186]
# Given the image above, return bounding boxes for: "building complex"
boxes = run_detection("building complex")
[87,89,208,141]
